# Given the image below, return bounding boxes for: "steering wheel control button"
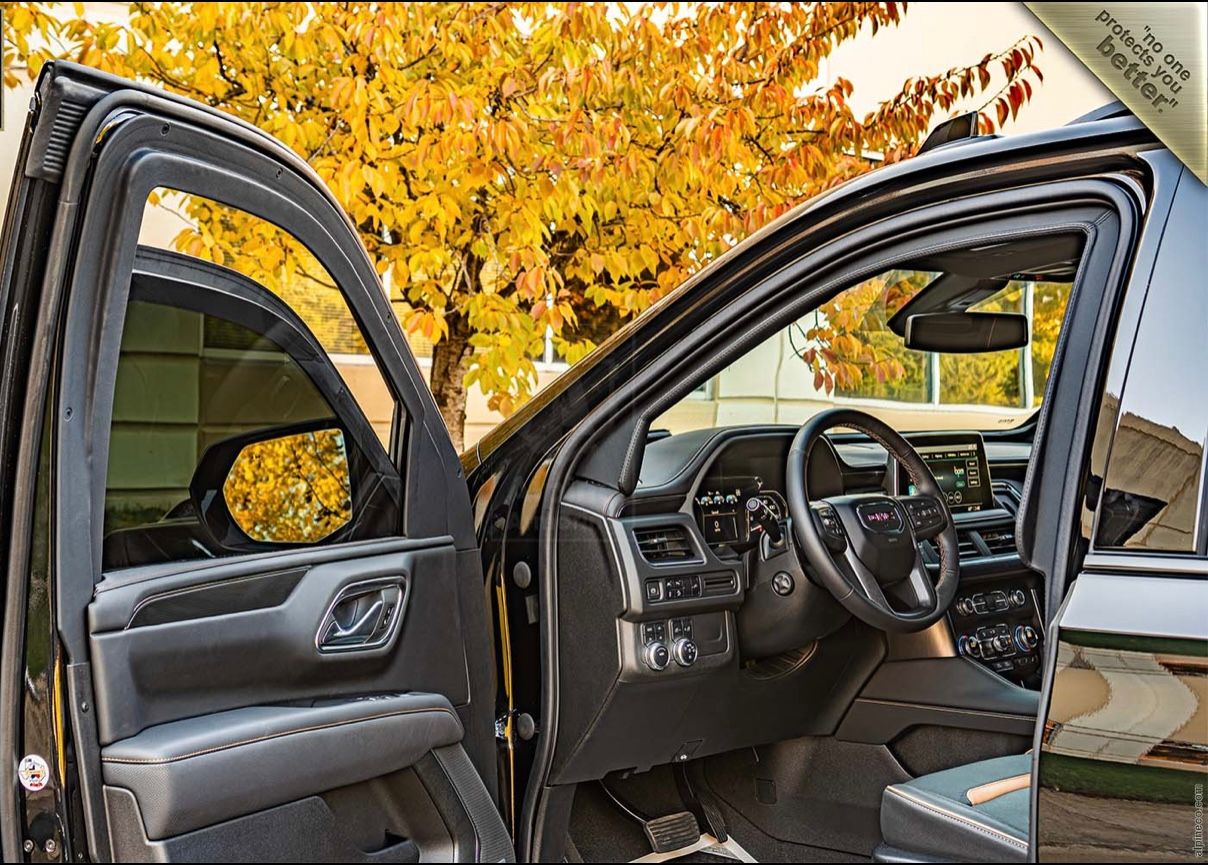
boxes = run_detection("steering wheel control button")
[813,506,847,550]
[644,641,671,671]
[772,572,795,596]
[672,638,699,667]
[855,500,904,533]
[904,497,945,533]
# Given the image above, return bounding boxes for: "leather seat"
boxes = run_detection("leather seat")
[875,753,1030,863]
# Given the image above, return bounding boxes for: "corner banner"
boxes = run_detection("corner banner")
[1026,2,1206,183]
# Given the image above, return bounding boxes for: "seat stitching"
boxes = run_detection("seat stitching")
[101,706,458,765]
[885,785,1028,850]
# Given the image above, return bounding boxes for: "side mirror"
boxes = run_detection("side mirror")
[903,312,1029,354]
[191,420,352,549]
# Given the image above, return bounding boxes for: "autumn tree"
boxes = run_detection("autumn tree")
[4,2,1044,448]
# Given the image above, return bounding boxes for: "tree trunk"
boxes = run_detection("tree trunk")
[428,311,474,452]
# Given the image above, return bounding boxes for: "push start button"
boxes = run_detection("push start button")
[772,572,795,596]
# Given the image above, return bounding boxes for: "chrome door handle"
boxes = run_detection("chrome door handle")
[316,578,406,653]
[325,597,384,644]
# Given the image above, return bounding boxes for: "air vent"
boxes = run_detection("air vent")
[993,481,1022,511]
[702,572,738,597]
[980,528,1017,556]
[633,526,696,563]
[923,531,982,562]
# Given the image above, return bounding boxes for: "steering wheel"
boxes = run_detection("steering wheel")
[785,408,959,632]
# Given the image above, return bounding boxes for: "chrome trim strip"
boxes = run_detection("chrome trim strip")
[1083,551,1208,577]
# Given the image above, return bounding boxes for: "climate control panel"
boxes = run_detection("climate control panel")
[949,580,1044,686]
[641,617,699,671]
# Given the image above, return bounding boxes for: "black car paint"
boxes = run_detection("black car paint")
[0,58,1201,863]
[466,141,1166,859]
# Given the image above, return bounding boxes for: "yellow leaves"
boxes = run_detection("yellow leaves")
[329,75,356,110]
[223,429,352,544]
[404,308,448,342]
[2,1,1048,428]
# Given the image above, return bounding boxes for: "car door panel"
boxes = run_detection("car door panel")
[102,742,510,863]
[1032,169,1208,861]
[1035,569,1208,861]
[89,540,468,744]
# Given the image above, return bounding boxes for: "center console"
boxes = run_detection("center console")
[896,432,1045,689]
[947,577,1044,687]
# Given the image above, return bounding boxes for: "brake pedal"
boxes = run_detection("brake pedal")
[643,811,701,855]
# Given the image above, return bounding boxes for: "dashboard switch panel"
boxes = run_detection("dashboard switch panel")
[949,578,1044,687]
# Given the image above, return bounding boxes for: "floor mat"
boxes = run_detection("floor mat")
[569,773,868,863]
[711,797,867,863]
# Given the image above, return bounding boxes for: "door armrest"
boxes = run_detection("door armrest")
[102,692,462,840]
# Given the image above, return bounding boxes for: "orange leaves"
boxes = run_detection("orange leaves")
[971,35,1045,134]
[404,308,448,342]
[516,266,547,301]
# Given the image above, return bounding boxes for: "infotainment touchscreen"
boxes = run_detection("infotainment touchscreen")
[899,434,993,513]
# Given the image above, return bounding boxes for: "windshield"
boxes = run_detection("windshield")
[654,267,1073,435]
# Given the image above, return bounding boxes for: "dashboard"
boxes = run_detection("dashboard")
[640,425,1045,687]
[551,423,1044,785]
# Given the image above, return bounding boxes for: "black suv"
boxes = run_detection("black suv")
[1,63,1204,863]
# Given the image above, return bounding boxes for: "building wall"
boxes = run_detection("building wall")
[653,326,1034,436]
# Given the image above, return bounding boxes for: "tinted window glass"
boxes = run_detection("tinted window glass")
[103,299,400,569]
[1095,180,1208,553]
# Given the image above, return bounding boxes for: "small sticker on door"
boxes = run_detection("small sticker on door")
[17,754,50,792]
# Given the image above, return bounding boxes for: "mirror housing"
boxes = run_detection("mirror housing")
[190,418,352,550]
[903,312,1029,354]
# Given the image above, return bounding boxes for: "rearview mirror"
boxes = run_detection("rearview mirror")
[191,420,352,548]
[903,312,1028,354]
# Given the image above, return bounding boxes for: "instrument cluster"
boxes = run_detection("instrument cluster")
[693,477,787,548]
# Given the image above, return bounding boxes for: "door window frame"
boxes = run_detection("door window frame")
[0,69,482,864]
[35,104,472,851]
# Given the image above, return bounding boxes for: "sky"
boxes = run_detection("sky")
[827,2,1114,133]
